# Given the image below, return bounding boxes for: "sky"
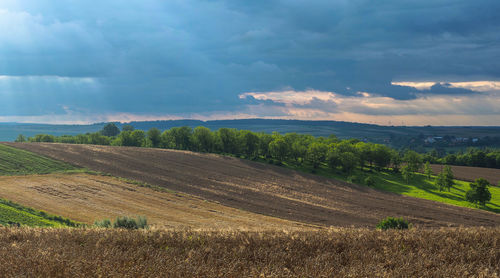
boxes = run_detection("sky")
[0,0,499,126]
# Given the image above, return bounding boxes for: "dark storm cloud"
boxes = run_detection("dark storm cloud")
[0,0,499,120]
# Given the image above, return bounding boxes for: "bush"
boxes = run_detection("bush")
[376,217,409,230]
[94,216,148,229]
[113,216,148,229]
[94,219,112,228]
[364,176,375,186]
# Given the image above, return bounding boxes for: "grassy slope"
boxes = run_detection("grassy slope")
[0,199,79,227]
[277,160,500,213]
[0,144,78,175]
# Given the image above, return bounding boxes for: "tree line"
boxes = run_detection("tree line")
[17,123,405,173]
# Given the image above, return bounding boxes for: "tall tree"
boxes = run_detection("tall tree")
[424,162,432,179]
[269,137,289,163]
[401,164,412,184]
[306,142,328,169]
[192,126,214,152]
[147,128,162,148]
[403,150,423,172]
[100,123,120,137]
[122,124,135,132]
[15,134,26,142]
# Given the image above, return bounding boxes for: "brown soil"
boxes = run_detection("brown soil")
[5,143,500,227]
[431,164,500,185]
[0,173,309,230]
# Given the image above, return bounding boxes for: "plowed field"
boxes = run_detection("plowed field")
[5,143,500,227]
[431,164,500,185]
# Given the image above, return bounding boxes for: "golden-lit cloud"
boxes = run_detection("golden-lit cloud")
[392,81,500,92]
[239,87,500,126]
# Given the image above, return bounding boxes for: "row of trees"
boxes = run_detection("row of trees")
[420,148,500,169]
[20,123,420,174]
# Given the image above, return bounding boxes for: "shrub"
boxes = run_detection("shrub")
[137,216,148,229]
[94,219,112,228]
[94,216,148,229]
[113,216,139,229]
[113,216,148,229]
[364,176,375,186]
[376,217,409,230]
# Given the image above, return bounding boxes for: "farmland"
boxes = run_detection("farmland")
[0,143,499,277]
[0,144,76,175]
[431,164,500,185]
[0,227,498,277]
[0,173,310,230]
[5,142,499,228]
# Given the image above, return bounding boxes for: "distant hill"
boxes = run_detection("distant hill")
[1,119,500,149]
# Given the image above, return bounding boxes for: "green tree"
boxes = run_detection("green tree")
[122,124,135,132]
[403,150,423,172]
[168,126,193,150]
[131,130,146,147]
[15,134,26,142]
[290,140,307,163]
[424,162,432,179]
[116,130,145,147]
[326,146,341,171]
[192,126,214,152]
[217,128,239,154]
[89,132,111,145]
[390,150,402,172]
[443,165,454,190]
[146,128,162,148]
[257,133,273,158]
[269,137,289,163]
[306,142,328,168]
[241,130,259,158]
[100,123,120,137]
[435,165,454,191]
[465,178,492,206]
[371,144,392,170]
[339,152,358,173]
[401,165,412,184]
[355,142,372,167]
[436,171,446,191]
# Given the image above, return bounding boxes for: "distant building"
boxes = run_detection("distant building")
[424,137,436,144]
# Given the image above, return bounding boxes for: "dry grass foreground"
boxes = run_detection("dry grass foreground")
[0,173,311,230]
[6,142,500,228]
[431,164,500,185]
[0,227,499,277]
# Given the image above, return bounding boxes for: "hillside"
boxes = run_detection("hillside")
[5,142,500,228]
[0,173,309,230]
[0,144,76,175]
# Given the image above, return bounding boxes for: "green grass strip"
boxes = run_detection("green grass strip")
[0,144,77,175]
